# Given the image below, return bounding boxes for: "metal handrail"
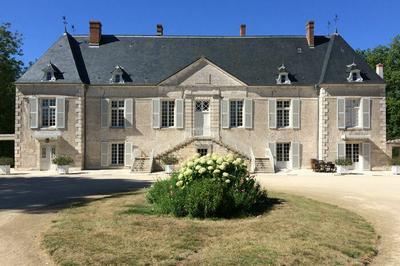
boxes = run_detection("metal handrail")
[250,148,256,173]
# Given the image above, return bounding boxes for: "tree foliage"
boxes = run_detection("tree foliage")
[357,35,400,139]
[0,23,23,156]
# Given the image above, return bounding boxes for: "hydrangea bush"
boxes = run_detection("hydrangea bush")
[147,153,269,218]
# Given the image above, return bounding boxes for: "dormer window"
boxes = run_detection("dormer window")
[41,62,61,82]
[110,65,125,84]
[347,62,363,82]
[276,64,291,85]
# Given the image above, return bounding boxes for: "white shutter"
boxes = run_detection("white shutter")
[125,142,133,166]
[175,99,184,129]
[124,98,133,128]
[291,142,300,169]
[362,142,371,170]
[337,142,345,159]
[362,98,371,129]
[268,99,277,129]
[101,142,109,167]
[221,99,230,129]
[29,97,39,129]
[268,142,276,161]
[101,98,109,128]
[244,99,253,129]
[337,98,346,129]
[56,97,65,129]
[291,98,300,129]
[152,98,161,129]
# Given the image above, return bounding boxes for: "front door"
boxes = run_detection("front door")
[276,143,290,169]
[194,100,210,136]
[345,143,360,170]
[40,144,56,171]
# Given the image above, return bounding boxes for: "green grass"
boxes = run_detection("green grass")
[43,190,377,265]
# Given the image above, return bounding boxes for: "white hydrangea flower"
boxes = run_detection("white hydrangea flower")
[216,158,223,164]
[207,160,214,165]
[200,158,206,164]
[225,179,231,184]
[223,172,229,177]
[213,169,220,174]
[207,166,213,171]
[195,165,201,170]
[199,167,206,174]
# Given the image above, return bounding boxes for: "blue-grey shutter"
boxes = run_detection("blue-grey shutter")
[362,143,371,170]
[124,98,133,128]
[152,98,161,129]
[268,99,277,129]
[175,99,184,129]
[56,97,65,129]
[268,142,276,161]
[29,97,39,129]
[337,142,345,159]
[337,98,345,129]
[291,98,300,129]
[101,98,109,128]
[291,142,300,169]
[362,98,371,129]
[101,142,109,167]
[221,99,230,129]
[244,99,253,129]
[125,142,133,166]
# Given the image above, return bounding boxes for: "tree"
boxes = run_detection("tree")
[0,23,23,157]
[357,35,400,139]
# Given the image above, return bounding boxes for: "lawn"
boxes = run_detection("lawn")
[43,190,377,265]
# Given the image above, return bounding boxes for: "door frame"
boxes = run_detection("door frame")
[40,143,56,171]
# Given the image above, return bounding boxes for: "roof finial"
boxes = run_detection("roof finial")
[71,24,75,34]
[333,14,339,34]
[62,16,68,34]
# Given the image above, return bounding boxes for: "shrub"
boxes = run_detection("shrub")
[160,154,179,165]
[335,158,353,166]
[52,155,74,166]
[0,157,13,165]
[391,158,400,166]
[147,153,269,218]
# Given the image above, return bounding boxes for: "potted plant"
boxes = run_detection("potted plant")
[335,158,352,175]
[52,155,74,174]
[391,158,400,175]
[0,157,13,175]
[160,154,178,174]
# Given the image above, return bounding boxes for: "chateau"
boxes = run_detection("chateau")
[14,20,387,172]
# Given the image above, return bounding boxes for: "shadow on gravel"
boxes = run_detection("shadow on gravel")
[0,176,152,213]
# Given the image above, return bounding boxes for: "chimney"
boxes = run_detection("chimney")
[240,24,246,37]
[306,20,314,48]
[157,24,163,36]
[376,63,384,79]
[89,20,102,47]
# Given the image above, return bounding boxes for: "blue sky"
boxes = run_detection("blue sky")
[2,0,399,65]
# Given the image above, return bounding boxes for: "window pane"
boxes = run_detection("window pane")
[161,101,174,127]
[277,100,290,128]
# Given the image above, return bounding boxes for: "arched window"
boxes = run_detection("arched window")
[276,64,291,85]
[110,66,125,84]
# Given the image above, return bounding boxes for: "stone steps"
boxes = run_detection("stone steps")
[254,157,274,173]
[131,157,152,173]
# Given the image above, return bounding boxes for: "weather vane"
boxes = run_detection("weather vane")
[62,16,68,33]
[333,14,339,33]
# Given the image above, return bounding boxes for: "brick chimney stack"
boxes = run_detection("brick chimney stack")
[306,21,315,48]
[240,24,246,37]
[376,63,384,79]
[89,20,102,47]
[157,24,163,36]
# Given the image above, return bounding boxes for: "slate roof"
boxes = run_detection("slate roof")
[17,33,384,86]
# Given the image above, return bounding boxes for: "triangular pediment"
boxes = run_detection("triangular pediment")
[159,57,246,86]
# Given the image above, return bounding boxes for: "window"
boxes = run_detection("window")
[46,72,52,81]
[41,99,56,127]
[346,143,359,163]
[276,143,290,162]
[345,99,360,128]
[114,74,121,83]
[230,100,243,127]
[277,100,290,128]
[276,64,291,84]
[346,62,363,82]
[41,148,47,158]
[111,100,125,127]
[111,143,124,165]
[161,100,175,128]
[352,72,358,81]
[197,148,208,156]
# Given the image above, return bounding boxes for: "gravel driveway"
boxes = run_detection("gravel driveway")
[257,171,400,266]
[1,170,399,265]
[0,170,154,266]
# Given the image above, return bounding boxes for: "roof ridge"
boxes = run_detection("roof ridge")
[318,34,336,84]
[72,34,329,39]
